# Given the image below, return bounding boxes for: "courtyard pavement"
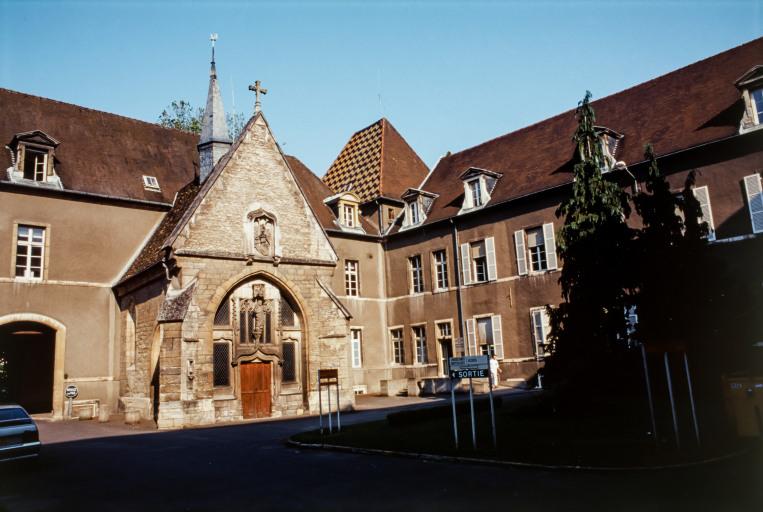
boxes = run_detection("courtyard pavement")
[2,390,761,511]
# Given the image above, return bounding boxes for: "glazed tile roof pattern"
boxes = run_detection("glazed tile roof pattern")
[322,118,428,203]
[0,88,198,204]
[409,37,763,230]
[288,155,377,233]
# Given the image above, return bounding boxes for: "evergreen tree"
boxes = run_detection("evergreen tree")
[545,92,635,392]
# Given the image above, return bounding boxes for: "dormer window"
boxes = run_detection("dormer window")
[594,127,625,173]
[6,130,63,189]
[23,147,48,181]
[458,168,502,213]
[324,191,364,233]
[468,179,483,207]
[341,203,357,227]
[735,65,763,132]
[400,188,437,229]
[751,87,763,125]
[142,175,161,191]
[409,201,420,224]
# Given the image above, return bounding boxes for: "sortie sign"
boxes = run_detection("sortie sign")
[448,355,489,379]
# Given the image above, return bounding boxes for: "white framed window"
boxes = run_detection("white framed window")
[459,237,496,285]
[22,146,48,182]
[390,328,404,365]
[464,315,503,358]
[433,249,449,291]
[142,175,160,191]
[744,173,763,234]
[468,178,483,207]
[752,87,763,125]
[341,203,357,227]
[692,186,716,241]
[412,325,427,364]
[15,225,45,280]
[351,328,362,368]
[408,201,421,225]
[530,307,551,359]
[514,223,557,276]
[436,321,453,375]
[409,255,424,294]
[344,260,359,296]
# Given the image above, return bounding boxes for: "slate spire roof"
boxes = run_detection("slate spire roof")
[322,118,429,203]
[200,50,231,147]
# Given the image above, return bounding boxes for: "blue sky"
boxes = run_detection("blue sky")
[1,1,761,175]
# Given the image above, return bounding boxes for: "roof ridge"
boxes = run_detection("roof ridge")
[435,36,763,169]
[0,87,199,140]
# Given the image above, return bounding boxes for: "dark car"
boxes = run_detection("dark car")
[0,405,41,462]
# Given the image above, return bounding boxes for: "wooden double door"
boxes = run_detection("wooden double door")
[241,362,272,419]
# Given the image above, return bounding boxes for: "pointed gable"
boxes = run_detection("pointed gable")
[165,113,336,264]
[322,118,428,202]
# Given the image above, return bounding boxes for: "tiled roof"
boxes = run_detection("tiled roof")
[322,118,429,202]
[0,88,199,204]
[119,179,202,283]
[414,37,763,228]
[288,155,377,234]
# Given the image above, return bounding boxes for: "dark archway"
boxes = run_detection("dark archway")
[0,321,56,413]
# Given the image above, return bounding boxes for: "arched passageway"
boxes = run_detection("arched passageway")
[0,321,56,413]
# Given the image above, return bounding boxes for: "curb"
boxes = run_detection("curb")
[286,438,757,472]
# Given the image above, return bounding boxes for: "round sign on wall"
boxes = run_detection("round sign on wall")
[65,384,78,399]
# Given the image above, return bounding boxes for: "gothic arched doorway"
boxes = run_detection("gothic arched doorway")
[0,321,56,414]
[212,277,306,419]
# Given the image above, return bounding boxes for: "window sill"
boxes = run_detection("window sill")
[13,277,43,284]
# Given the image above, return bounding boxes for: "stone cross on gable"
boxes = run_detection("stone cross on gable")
[248,80,268,113]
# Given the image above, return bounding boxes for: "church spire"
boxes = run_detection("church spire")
[198,33,231,183]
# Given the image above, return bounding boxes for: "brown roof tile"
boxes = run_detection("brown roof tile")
[417,37,763,227]
[119,179,201,283]
[0,88,198,204]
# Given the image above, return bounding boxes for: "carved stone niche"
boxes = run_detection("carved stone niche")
[247,209,276,257]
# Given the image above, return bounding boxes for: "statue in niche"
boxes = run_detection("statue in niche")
[250,284,272,344]
[248,211,275,257]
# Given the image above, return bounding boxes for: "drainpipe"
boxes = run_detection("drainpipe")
[450,218,465,355]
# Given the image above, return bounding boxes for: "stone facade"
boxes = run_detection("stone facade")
[120,114,354,428]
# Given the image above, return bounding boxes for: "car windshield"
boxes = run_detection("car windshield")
[0,407,30,422]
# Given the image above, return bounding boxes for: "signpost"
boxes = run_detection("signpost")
[317,369,341,435]
[65,384,78,418]
[447,355,497,451]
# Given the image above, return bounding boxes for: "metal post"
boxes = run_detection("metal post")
[640,344,658,444]
[664,352,680,449]
[468,377,476,450]
[318,374,323,435]
[67,397,73,419]
[336,381,341,432]
[327,380,333,434]
[450,377,459,449]
[683,352,700,445]
[488,372,497,450]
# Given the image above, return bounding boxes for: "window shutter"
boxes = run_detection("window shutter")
[16,145,25,172]
[743,174,763,234]
[465,319,476,355]
[460,243,472,285]
[514,230,527,276]
[692,186,716,241]
[543,223,558,270]
[491,315,504,359]
[485,236,497,281]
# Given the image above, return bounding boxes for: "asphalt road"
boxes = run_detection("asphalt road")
[1,395,761,512]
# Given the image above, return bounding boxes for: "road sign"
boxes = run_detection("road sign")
[65,385,78,399]
[450,368,489,379]
[449,355,489,372]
